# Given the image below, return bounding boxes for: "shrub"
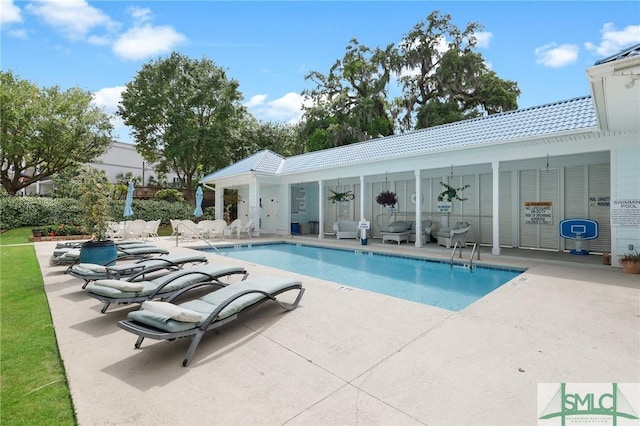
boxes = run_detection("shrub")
[154,189,184,203]
[0,196,200,230]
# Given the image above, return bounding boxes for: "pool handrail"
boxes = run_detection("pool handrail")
[450,241,479,272]
[175,222,222,255]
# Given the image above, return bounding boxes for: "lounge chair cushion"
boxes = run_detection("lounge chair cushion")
[127,276,300,333]
[381,221,412,233]
[92,279,145,292]
[142,301,203,322]
[127,311,200,333]
[76,263,108,273]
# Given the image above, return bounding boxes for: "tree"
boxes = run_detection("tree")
[233,118,306,159]
[301,39,394,149]
[117,52,245,201]
[0,71,114,195]
[393,11,520,130]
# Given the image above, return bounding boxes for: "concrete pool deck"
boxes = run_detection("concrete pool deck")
[35,237,639,425]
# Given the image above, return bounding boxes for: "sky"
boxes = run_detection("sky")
[2,1,639,143]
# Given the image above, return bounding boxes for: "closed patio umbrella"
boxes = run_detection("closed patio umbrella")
[194,186,204,217]
[124,181,134,218]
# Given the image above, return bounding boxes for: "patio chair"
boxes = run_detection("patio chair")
[196,220,214,238]
[169,219,181,237]
[69,253,209,288]
[437,221,471,248]
[85,263,249,313]
[143,220,161,241]
[333,220,359,239]
[117,275,305,366]
[210,219,227,239]
[124,220,147,240]
[238,219,254,239]
[179,219,201,240]
[223,219,242,238]
[105,221,125,240]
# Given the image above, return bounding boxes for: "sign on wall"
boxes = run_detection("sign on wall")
[291,186,306,214]
[524,201,553,225]
[589,196,610,207]
[611,199,640,227]
[436,201,452,213]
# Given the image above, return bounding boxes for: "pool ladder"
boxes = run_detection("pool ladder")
[450,242,479,272]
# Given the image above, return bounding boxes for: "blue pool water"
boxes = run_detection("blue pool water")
[202,243,522,311]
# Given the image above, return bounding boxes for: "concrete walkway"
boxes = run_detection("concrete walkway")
[35,238,639,425]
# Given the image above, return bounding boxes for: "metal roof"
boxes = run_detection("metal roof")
[202,96,598,182]
[202,150,285,180]
[593,43,640,66]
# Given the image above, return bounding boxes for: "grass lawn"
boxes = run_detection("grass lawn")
[1,228,76,425]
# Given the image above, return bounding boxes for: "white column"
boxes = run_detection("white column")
[318,179,325,239]
[415,169,422,248]
[441,174,449,229]
[492,161,501,255]
[248,178,261,236]
[360,175,366,221]
[215,186,224,220]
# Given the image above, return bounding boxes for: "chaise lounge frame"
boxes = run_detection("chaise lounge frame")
[70,254,209,288]
[87,265,248,313]
[117,277,305,366]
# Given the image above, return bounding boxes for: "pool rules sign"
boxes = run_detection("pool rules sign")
[524,201,553,225]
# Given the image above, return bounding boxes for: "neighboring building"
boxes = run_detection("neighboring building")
[95,141,178,186]
[16,141,178,196]
[201,44,640,269]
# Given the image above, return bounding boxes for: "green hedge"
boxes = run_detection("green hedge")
[0,196,213,230]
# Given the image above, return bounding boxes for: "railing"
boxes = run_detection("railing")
[175,222,222,254]
[450,242,479,272]
[469,243,478,272]
[450,241,463,268]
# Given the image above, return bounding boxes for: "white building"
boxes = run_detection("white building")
[17,141,177,195]
[95,141,177,186]
[201,44,640,269]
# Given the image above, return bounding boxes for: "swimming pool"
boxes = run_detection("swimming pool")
[200,243,523,311]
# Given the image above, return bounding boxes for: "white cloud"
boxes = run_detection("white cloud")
[128,6,152,25]
[92,86,132,142]
[245,94,268,108]
[534,43,579,68]
[246,92,310,123]
[25,0,116,40]
[112,24,186,60]
[0,0,22,27]
[584,23,640,56]
[8,28,27,38]
[474,31,493,48]
[92,86,125,114]
[87,34,111,46]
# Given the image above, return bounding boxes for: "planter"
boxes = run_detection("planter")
[32,229,44,238]
[621,261,640,274]
[79,240,117,266]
